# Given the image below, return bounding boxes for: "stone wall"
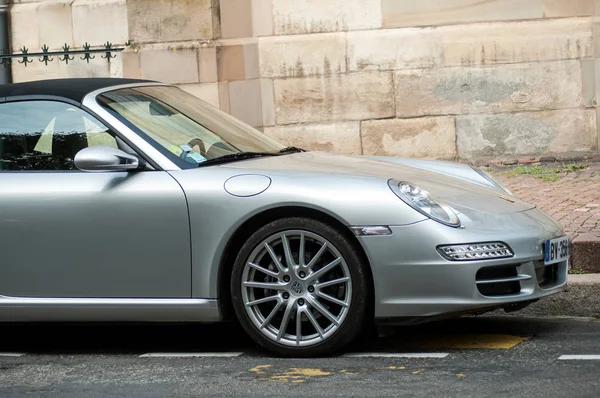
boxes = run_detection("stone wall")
[7,0,600,161]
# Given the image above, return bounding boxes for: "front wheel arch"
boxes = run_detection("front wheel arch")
[217,206,374,324]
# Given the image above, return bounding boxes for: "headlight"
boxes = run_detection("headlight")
[471,167,513,195]
[388,179,460,227]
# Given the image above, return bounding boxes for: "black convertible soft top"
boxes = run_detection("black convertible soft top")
[0,78,155,104]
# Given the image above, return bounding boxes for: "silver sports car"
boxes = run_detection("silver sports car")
[0,78,569,357]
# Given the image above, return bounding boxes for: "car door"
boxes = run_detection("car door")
[0,99,191,298]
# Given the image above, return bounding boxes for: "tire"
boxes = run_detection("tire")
[230,217,370,357]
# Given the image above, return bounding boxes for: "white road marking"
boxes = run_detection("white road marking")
[558,355,600,360]
[139,352,243,358]
[0,353,25,357]
[344,353,449,358]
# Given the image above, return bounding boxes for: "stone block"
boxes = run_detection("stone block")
[361,117,457,159]
[199,47,218,83]
[259,33,346,77]
[260,78,275,127]
[228,79,263,127]
[139,47,199,84]
[127,0,213,43]
[72,0,129,47]
[218,45,243,81]
[347,28,442,72]
[382,0,543,28]
[120,49,141,79]
[582,58,596,107]
[38,0,74,50]
[263,122,362,155]
[456,109,597,159]
[11,55,61,83]
[272,0,382,34]
[543,0,594,17]
[10,3,40,50]
[178,83,220,108]
[274,71,395,125]
[440,18,593,67]
[571,233,600,273]
[220,0,253,39]
[395,61,583,118]
[252,0,274,36]
[243,42,260,79]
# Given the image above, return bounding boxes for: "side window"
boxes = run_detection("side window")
[0,100,118,171]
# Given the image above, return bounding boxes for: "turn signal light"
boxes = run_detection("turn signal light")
[437,242,514,261]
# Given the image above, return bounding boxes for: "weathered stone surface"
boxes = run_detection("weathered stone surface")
[272,0,382,34]
[251,0,274,36]
[440,18,593,67]
[456,109,597,159]
[361,117,457,159]
[127,0,213,43]
[228,79,263,127]
[382,0,543,28]
[347,28,442,72]
[10,3,40,50]
[217,45,246,82]
[264,122,362,155]
[139,47,199,84]
[260,78,276,127]
[11,50,112,82]
[543,0,594,17]
[274,72,395,125]
[38,0,74,49]
[178,83,220,108]
[395,61,583,117]
[72,0,129,47]
[120,49,141,79]
[219,0,253,39]
[572,232,600,273]
[259,33,346,77]
[199,47,218,83]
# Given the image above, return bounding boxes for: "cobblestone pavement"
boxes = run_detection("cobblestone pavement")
[490,161,600,272]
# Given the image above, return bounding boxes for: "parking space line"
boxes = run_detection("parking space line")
[343,353,449,358]
[558,355,600,360]
[139,352,243,358]
[0,353,25,357]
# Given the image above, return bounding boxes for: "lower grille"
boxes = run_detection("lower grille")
[534,261,559,288]
[476,265,530,297]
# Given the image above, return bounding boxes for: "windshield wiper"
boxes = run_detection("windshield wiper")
[197,151,278,167]
[278,146,305,153]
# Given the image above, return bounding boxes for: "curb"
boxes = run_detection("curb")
[572,234,600,273]
[492,274,600,318]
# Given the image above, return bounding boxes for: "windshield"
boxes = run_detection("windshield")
[96,85,285,169]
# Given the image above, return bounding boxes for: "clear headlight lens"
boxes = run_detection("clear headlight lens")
[388,179,460,227]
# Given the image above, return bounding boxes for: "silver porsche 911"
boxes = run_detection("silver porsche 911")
[0,78,569,357]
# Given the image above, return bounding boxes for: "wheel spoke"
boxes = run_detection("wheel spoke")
[308,296,340,326]
[316,291,349,308]
[296,307,303,345]
[248,262,279,279]
[316,277,350,289]
[246,295,280,308]
[305,307,325,339]
[243,281,287,290]
[277,300,295,341]
[299,232,306,267]
[264,242,287,273]
[306,242,328,270]
[308,257,341,282]
[260,300,283,329]
[281,233,295,268]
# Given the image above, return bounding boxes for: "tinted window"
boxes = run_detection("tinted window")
[0,101,117,171]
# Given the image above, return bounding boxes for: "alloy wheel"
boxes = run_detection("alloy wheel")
[241,230,352,347]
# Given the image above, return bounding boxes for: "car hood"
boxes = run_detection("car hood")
[221,152,535,215]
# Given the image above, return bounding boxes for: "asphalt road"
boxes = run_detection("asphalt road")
[1,315,599,397]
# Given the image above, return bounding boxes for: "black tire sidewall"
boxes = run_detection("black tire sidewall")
[230,217,370,357]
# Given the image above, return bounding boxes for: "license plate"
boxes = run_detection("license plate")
[544,236,569,265]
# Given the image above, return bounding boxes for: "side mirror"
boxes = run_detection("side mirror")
[74,146,141,172]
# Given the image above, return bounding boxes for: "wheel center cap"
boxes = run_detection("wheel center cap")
[290,281,304,296]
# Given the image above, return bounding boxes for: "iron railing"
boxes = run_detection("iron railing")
[0,41,129,68]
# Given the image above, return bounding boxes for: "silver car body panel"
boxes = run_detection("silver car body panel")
[0,81,568,323]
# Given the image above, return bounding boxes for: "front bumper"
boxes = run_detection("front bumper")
[358,207,568,319]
